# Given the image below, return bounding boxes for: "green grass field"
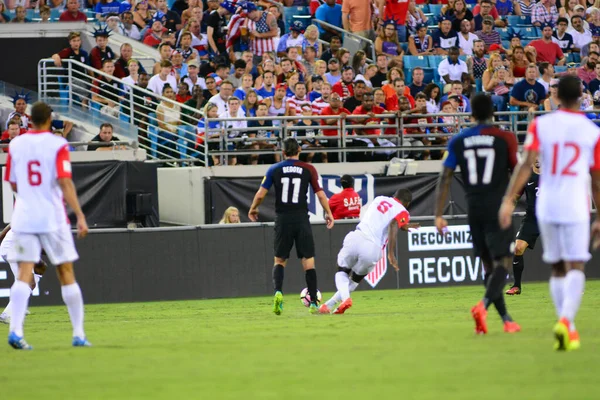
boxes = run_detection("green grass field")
[1,282,599,400]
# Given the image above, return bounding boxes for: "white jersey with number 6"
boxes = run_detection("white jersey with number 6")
[4,130,72,233]
[525,110,600,224]
[356,196,410,247]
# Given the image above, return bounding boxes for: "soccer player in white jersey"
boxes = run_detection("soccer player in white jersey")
[320,189,418,314]
[4,102,90,350]
[499,76,600,351]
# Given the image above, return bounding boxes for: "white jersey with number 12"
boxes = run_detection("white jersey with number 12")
[525,109,600,223]
[356,196,410,247]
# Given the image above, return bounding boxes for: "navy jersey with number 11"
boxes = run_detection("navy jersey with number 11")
[261,159,323,214]
[443,125,518,208]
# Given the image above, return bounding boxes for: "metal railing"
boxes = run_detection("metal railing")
[313,20,376,63]
[37,58,204,165]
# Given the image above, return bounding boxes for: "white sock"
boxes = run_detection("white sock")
[33,274,41,289]
[560,269,585,325]
[335,272,351,301]
[61,283,85,338]
[549,276,565,318]
[349,281,359,293]
[325,292,342,309]
[9,280,31,337]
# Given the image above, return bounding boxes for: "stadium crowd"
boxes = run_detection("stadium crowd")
[4,0,600,163]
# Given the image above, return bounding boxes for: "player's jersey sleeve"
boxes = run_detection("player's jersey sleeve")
[442,136,459,170]
[591,136,600,171]
[524,119,540,152]
[394,210,410,228]
[503,131,519,170]
[4,151,15,183]
[306,164,323,193]
[56,144,72,179]
[261,164,276,190]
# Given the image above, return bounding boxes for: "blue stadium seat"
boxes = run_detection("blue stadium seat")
[466,3,474,10]
[167,0,176,9]
[400,42,408,54]
[502,40,510,49]
[403,55,430,69]
[429,4,443,15]
[475,78,483,93]
[50,8,61,20]
[497,27,512,41]
[417,4,430,13]
[554,65,568,74]
[147,113,159,159]
[422,68,435,84]
[506,15,531,26]
[26,9,36,19]
[514,26,537,39]
[567,52,581,63]
[458,55,467,62]
[426,18,438,26]
[521,39,531,46]
[428,55,446,68]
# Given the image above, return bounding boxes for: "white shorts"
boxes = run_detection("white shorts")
[337,230,383,276]
[538,221,591,264]
[12,225,78,265]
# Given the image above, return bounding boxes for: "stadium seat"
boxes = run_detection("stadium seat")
[292,15,312,31]
[428,55,446,68]
[567,52,581,63]
[403,55,430,69]
[497,27,512,41]
[466,3,474,10]
[283,6,310,31]
[514,26,537,39]
[429,4,443,15]
[475,78,482,93]
[506,15,531,26]
[502,40,510,49]
[50,8,61,20]
[554,65,568,74]
[400,42,408,54]
[417,4,430,13]
[458,55,467,62]
[147,113,159,159]
[422,68,435,84]
[177,126,196,159]
[521,39,531,47]
[426,18,437,26]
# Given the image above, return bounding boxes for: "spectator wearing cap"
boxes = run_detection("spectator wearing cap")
[311,81,332,113]
[510,64,546,112]
[183,60,207,91]
[277,21,305,57]
[531,0,558,27]
[432,15,459,55]
[321,35,341,63]
[437,47,470,86]
[473,0,504,31]
[342,0,374,42]
[408,22,433,55]
[543,78,561,111]
[577,51,599,84]
[457,19,478,55]
[207,1,234,57]
[315,0,343,43]
[529,23,566,65]
[375,20,404,67]
[329,175,361,220]
[325,57,342,86]
[343,79,367,112]
[144,12,167,48]
[59,0,88,22]
[570,16,593,53]
[332,66,355,101]
[308,75,324,101]
[553,17,574,53]
[475,16,501,51]
[245,2,278,62]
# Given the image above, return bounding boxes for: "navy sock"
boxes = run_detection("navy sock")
[305,268,318,305]
[483,265,507,310]
[273,264,284,293]
[512,255,524,287]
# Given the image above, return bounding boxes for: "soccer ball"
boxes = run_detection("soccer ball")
[300,288,322,307]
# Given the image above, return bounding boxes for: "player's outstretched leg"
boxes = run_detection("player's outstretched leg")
[57,263,90,347]
[332,269,353,314]
[272,263,285,315]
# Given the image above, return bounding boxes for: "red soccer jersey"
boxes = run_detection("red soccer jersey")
[329,188,361,219]
[353,105,385,136]
[321,106,351,136]
[384,0,409,24]
[332,81,355,100]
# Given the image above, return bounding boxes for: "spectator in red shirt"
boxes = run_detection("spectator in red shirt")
[90,26,115,72]
[529,22,566,65]
[1,120,21,151]
[144,13,167,48]
[329,175,361,219]
[386,78,416,111]
[332,66,356,100]
[59,0,88,22]
[352,92,385,137]
[320,92,350,162]
[377,0,410,42]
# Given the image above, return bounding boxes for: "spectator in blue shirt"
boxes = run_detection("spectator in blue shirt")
[432,15,459,55]
[510,64,547,112]
[95,0,121,20]
[315,0,343,42]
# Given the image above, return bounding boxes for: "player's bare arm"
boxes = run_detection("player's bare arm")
[316,191,334,229]
[499,150,537,229]
[58,178,88,238]
[401,222,421,231]
[387,221,400,271]
[0,224,10,243]
[434,167,454,234]
[249,187,268,222]
[590,170,600,249]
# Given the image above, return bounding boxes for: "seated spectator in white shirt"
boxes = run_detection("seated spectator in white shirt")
[148,60,178,96]
[219,96,247,165]
[568,15,592,52]
[438,46,470,87]
[207,80,234,115]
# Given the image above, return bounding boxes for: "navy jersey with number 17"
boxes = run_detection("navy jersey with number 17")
[261,159,323,214]
[443,125,518,209]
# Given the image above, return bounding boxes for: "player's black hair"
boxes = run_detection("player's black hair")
[283,137,300,157]
[557,75,582,107]
[470,93,494,122]
[30,101,52,127]
[341,174,354,189]
[393,188,412,206]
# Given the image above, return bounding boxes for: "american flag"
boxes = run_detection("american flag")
[365,246,387,288]
[226,12,246,52]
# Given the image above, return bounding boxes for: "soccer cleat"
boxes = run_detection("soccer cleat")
[318,304,331,314]
[505,286,521,295]
[333,298,352,314]
[471,301,488,334]
[309,303,319,314]
[72,336,92,347]
[8,332,32,350]
[0,312,10,324]
[568,331,581,351]
[503,321,521,333]
[553,317,571,351]
[273,291,284,315]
